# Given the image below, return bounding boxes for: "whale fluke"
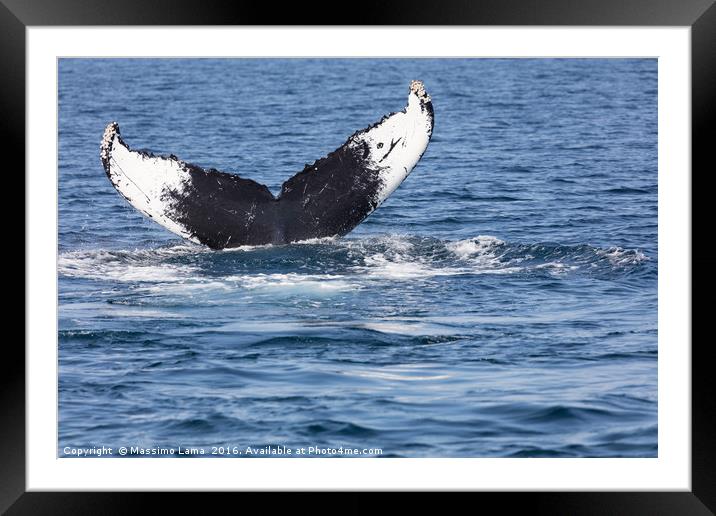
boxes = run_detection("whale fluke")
[100,80,434,249]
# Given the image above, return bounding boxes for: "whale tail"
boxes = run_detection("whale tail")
[100,81,434,249]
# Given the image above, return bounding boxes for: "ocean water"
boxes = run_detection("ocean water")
[58,58,657,458]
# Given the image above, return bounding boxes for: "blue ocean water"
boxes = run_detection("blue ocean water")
[58,58,657,458]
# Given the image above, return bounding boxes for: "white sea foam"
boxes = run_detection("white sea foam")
[59,246,358,295]
[360,252,465,279]
[341,233,416,253]
[136,281,235,295]
[58,235,649,294]
[220,243,275,253]
[597,246,649,266]
[534,262,579,274]
[289,236,339,246]
[445,235,510,271]
[341,234,527,279]
[228,273,359,292]
[58,248,199,283]
[446,235,505,260]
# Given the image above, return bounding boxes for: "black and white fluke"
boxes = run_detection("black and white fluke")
[100,80,434,249]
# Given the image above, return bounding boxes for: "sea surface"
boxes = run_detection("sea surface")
[58,58,657,458]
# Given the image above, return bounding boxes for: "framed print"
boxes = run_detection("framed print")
[10,0,715,513]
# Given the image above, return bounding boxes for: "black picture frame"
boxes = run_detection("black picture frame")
[7,0,714,513]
